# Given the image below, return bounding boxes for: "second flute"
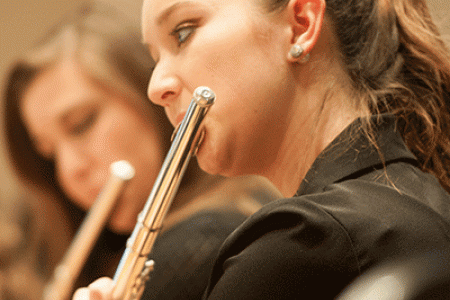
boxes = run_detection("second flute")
[43,160,135,300]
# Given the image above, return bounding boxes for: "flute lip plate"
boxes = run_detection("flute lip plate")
[111,160,136,180]
[194,86,215,106]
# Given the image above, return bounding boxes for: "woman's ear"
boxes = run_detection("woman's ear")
[286,0,325,63]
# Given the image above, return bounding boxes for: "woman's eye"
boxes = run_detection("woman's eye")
[69,111,97,136]
[171,22,196,46]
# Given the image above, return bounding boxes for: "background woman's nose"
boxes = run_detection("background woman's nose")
[56,143,90,184]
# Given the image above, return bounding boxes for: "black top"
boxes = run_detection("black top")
[203,114,450,299]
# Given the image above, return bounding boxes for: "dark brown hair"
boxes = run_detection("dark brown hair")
[265,0,450,192]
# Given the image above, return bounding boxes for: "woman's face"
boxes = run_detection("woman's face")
[21,59,165,233]
[142,0,297,177]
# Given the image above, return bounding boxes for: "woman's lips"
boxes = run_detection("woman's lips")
[170,112,186,141]
[89,187,102,203]
[175,112,186,127]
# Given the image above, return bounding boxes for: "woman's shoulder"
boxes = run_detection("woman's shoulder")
[250,169,450,247]
[204,191,360,299]
[205,178,450,299]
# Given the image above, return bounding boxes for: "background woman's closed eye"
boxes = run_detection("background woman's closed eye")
[66,109,98,137]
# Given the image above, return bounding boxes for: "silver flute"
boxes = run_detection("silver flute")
[43,160,135,300]
[111,86,216,300]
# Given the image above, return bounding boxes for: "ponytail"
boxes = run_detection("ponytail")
[323,0,450,192]
[392,0,450,192]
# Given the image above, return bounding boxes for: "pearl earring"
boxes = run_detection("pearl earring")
[289,45,310,63]
[290,45,304,58]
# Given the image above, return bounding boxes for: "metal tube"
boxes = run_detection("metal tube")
[43,160,135,300]
[112,86,215,300]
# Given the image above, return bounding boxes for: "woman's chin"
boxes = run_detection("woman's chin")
[196,143,235,177]
[108,216,134,235]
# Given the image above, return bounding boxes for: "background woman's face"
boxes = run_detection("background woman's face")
[21,58,165,233]
[142,0,296,178]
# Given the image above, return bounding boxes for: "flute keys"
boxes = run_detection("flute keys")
[141,259,155,278]
[131,260,155,300]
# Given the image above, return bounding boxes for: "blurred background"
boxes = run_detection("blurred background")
[0,2,146,298]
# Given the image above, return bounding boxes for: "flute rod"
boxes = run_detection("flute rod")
[111,86,215,300]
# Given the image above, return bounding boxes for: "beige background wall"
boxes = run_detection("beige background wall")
[0,0,449,199]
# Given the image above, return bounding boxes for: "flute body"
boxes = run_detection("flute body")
[112,87,216,300]
[43,160,135,300]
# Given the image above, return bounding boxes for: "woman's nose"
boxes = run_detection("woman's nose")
[147,61,181,107]
[56,143,90,185]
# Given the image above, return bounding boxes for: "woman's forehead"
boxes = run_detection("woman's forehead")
[142,0,198,38]
[141,0,226,43]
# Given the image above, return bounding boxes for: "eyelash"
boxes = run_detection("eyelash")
[171,21,197,47]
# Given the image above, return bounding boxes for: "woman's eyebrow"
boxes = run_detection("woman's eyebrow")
[157,1,197,25]
[142,1,202,47]
[142,1,192,45]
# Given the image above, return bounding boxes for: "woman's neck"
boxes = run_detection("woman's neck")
[263,78,360,198]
